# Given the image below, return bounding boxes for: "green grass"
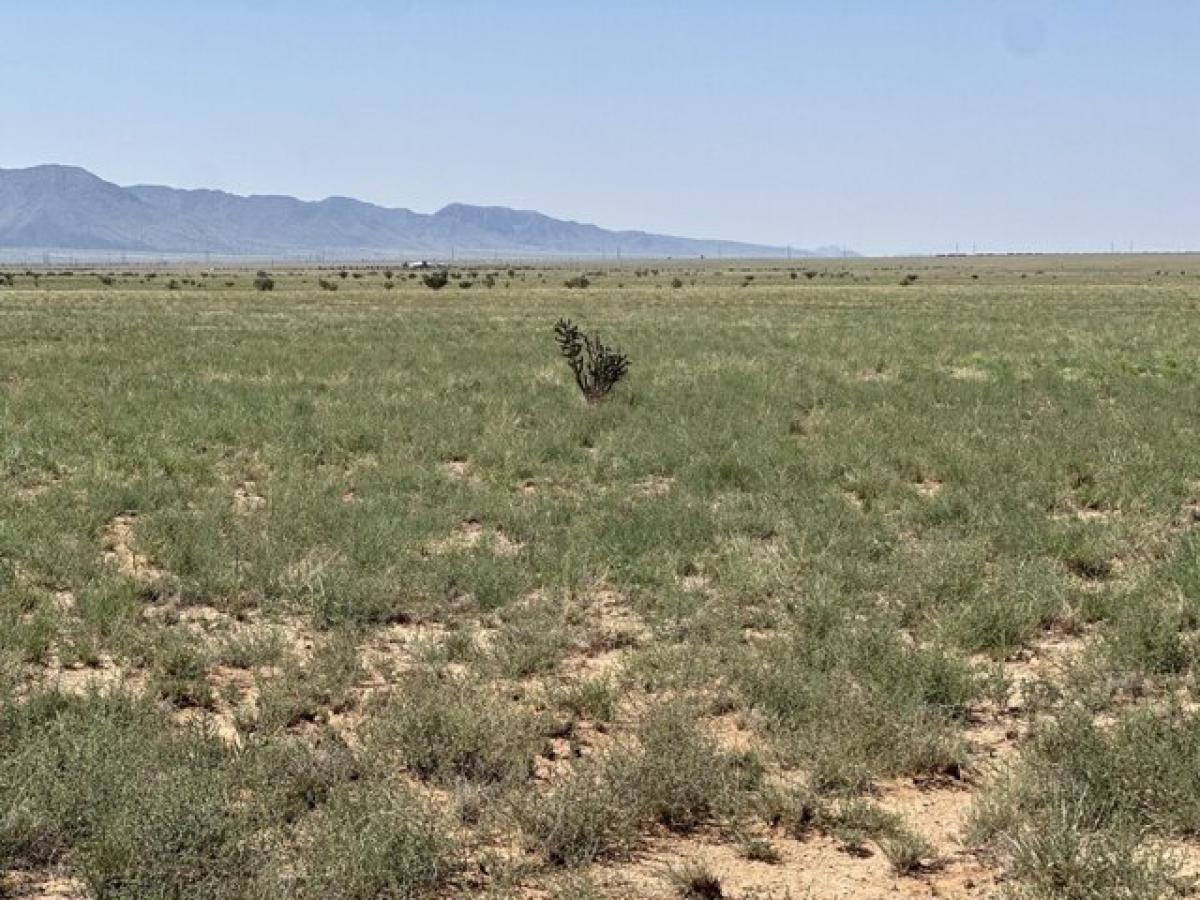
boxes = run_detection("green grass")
[2,256,1200,895]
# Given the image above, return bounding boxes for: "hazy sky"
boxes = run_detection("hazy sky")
[4,1,1198,255]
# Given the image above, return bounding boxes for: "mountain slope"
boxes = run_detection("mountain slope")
[0,164,851,258]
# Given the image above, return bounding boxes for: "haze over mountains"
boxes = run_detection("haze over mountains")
[0,165,850,260]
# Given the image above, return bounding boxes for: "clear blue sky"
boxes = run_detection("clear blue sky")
[4,1,1198,255]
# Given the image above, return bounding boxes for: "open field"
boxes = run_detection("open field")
[3,255,1200,898]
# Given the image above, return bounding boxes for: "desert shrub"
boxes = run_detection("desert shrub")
[629,705,761,831]
[252,634,361,734]
[524,753,642,866]
[553,318,630,404]
[236,733,360,828]
[524,704,758,866]
[564,275,590,289]
[487,599,571,677]
[422,270,449,290]
[148,629,215,709]
[253,270,275,291]
[669,862,726,898]
[367,671,538,784]
[558,677,619,723]
[317,278,338,291]
[671,277,684,288]
[0,692,252,898]
[970,706,1200,897]
[296,780,452,899]
[97,274,114,286]
[900,273,919,286]
[735,620,975,791]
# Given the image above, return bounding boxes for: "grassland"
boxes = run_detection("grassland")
[2,255,1200,898]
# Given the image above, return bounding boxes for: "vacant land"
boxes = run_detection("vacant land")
[2,255,1200,898]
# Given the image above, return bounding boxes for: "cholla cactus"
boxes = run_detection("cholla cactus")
[553,318,630,404]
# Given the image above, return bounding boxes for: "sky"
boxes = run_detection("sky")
[3,1,1198,256]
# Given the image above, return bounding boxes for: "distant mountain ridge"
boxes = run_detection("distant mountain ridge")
[0,164,852,259]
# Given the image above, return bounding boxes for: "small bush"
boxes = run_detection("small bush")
[669,862,725,898]
[368,671,537,784]
[253,271,275,291]
[422,270,450,290]
[564,275,590,289]
[298,781,452,899]
[553,318,630,405]
[524,704,758,866]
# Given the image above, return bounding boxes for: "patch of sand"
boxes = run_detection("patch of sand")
[585,830,1001,899]
[233,481,266,513]
[101,514,164,582]
[427,519,523,557]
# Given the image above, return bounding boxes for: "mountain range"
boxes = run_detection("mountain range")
[0,165,850,259]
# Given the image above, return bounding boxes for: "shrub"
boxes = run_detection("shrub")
[671,277,684,289]
[969,706,1200,897]
[669,862,725,898]
[422,270,450,291]
[564,275,590,289]
[298,781,452,900]
[524,704,757,866]
[0,692,253,897]
[367,671,537,784]
[317,278,338,292]
[553,318,630,405]
[253,271,275,291]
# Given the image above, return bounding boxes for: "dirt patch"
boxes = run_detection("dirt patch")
[13,475,63,502]
[842,489,866,511]
[101,514,164,582]
[440,458,480,485]
[561,584,650,680]
[913,479,943,499]
[947,366,990,382]
[30,653,142,698]
[855,367,897,383]
[634,475,675,499]
[584,829,1000,899]
[427,519,522,557]
[357,620,453,684]
[1172,482,1200,532]
[1052,498,1119,524]
[0,872,88,899]
[233,481,266,513]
